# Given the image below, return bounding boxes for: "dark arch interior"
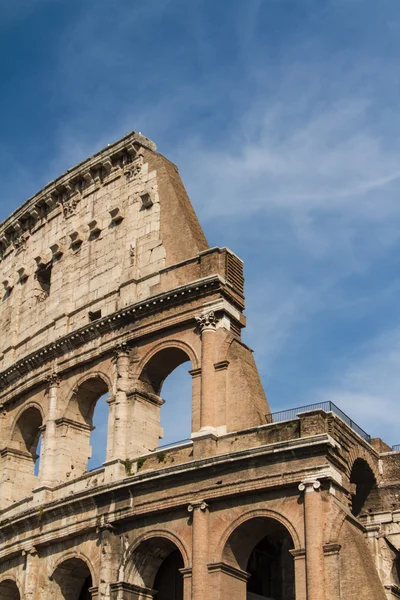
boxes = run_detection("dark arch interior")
[129,536,184,599]
[223,517,295,600]
[154,549,184,600]
[51,557,92,600]
[0,580,21,600]
[12,406,42,457]
[139,348,191,395]
[350,458,377,517]
[69,377,109,424]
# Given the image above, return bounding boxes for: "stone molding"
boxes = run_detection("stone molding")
[0,131,156,259]
[207,562,250,582]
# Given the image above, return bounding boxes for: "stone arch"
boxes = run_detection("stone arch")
[0,576,21,600]
[349,457,377,517]
[48,552,95,600]
[59,374,112,476]
[123,530,189,590]
[11,402,44,447]
[11,404,43,465]
[63,371,112,423]
[346,446,379,482]
[216,508,301,565]
[135,339,199,395]
[218,510,297,600]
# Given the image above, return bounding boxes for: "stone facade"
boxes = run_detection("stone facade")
[0,131,399,599]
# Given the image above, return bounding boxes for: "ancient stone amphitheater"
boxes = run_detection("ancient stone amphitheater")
[0,131,399,600]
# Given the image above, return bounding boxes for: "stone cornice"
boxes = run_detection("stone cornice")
[0,275,223,394]
[0,131,156,257]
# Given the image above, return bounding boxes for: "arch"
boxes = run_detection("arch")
[350,457,377,517]
[135,339,199,390]
[11,405,43,458]
[346,446,379,482]
[124,532,187,597]
[61,374,112,475]
[0,578,21,599]
[64,374,111,424]
[216,508,301,565]
[49,555,94,600]
[219,512,296,600]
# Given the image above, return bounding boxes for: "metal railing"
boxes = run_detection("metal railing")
[154,438,192,451]
[265,401,371,442]
[392,445,400,452]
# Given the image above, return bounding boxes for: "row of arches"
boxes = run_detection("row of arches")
[7,349,194,487]
[0,516,297,600]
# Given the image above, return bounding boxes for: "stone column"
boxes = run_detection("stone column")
[289,548,307,600]
[23,546,39,600]
[39,372,60,487]
[195,311,218,433]
[188,501,209,600]
[97,523,115,600]
[298,479,326,600]
[323,543,341,600]
[112,344,130,460]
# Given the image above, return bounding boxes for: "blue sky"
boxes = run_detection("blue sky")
[1,0,400,464]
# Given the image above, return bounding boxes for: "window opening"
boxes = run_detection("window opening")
[36,261,52,294]
[88,393,110,470]
[159,362,192,447]
[89,310,102,322]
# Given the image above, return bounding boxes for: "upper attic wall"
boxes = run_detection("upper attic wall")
[0,132,209,369]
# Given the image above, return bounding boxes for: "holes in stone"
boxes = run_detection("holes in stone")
[89,310,102,322]
[36,261,52,295]
[140,193,153,209]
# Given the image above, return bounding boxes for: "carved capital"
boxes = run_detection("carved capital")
[195,310,219,333]
[114,342,130,358]
[188,500,209,513]
[298,479,321,492]
[46,371,61,390]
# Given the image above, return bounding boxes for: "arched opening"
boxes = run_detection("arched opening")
[350,458,377,517]
[34,433,43,476]
[0,579,21,599]
[63,377,110,475]
[127,536,184,599]
[139,348,193,447]
[50,558,93,600]
[223,517,295,600]
[12,406,43,477]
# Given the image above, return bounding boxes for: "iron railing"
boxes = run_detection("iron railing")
[392,445,400,452]
[154,438,192,451]
[265,401,371,442]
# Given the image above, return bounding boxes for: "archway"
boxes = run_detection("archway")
[11,405,43,487]
[50,557,93,600]
[126,536,185,599]
[222,517,295,600]
[139,347,193,447]
[350,458,377,517]
[63,376,110,475]
[0,579,21,599]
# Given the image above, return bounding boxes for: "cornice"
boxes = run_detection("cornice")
[0,275,227,395]
[0,131,156,258]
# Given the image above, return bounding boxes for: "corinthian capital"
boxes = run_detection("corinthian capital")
[195,310,219,333]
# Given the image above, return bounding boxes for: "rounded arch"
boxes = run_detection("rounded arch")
[63,374,111,424]
[11,401,44,436]
[124,530,189,590]
[0,577,21,599]
[49,552,95,600]
[216,508,301,566]
[49,549,97,583]
[349,457,377,517]
[346,447,379,482]
[124,529,190,570]
[11,404,43,456]
[135,339,199,395]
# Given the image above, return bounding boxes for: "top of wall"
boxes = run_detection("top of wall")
[0,130,156,234]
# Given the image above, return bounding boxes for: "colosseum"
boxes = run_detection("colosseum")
[0,131,399,600]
